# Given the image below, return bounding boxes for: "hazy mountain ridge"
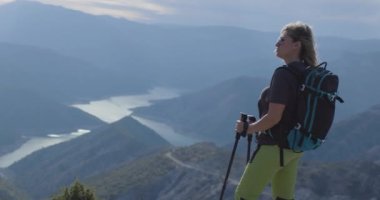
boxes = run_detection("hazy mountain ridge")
[0,42,150,102]
[0,42,99,100]
[134,86,380,162]
[8,116,171,200]
[133,48,380,145]
[328,51,380,119]
[305,103,380,161]
[133,76,268,144]
[134,78,380,160]
[1,1,380,108]
[297,160,380,200]
[0,1,292,93]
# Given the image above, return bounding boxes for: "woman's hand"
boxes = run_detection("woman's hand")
[235,120,252,135]
[235,120,245,134]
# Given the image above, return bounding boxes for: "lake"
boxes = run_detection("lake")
[0,87,199,168]
[72,87,200,146]
[0,129,90,168]
[71,87,180,123]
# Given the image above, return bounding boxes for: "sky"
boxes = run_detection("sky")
[1,0,379,39]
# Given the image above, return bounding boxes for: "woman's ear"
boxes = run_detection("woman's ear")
[293,41,302,49]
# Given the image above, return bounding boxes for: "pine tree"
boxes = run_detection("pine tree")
[52,181,96,200]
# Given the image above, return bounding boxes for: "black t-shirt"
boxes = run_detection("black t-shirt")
[257,61,307,145]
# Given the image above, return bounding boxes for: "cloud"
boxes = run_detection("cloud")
[0,0,14,5]
[1,0,378,38]
[33,0,175,21]
[147,0,380,38]
[92,0,174,15]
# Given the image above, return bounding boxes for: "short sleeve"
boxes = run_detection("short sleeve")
[268,68,295,105]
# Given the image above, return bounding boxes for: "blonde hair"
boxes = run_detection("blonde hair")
[282,22,318,67]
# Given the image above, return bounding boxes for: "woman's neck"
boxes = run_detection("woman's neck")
[284,57,301,65]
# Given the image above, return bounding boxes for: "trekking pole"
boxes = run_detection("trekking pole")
[246,115,256,163]
[219,113,248,200]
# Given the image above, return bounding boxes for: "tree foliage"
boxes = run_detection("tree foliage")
[52,181,96,200]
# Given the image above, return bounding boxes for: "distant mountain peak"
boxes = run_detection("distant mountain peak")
[369,104,380,111]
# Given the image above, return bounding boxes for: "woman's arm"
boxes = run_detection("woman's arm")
[236,102,285,134]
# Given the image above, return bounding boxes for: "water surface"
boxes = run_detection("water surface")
[0,129,90,168]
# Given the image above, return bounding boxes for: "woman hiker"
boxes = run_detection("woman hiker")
[234,21,318,200]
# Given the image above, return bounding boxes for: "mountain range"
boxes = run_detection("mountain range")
[0,88,104,154]
[85,143,380,200]
[6,101,380,199]
[3,140,380,200]
[0,1,276,96]
[1,1,380,118]
[0,1,379,199]
[133,76,268,144]
[133,79,380,163]
[0,41,151,102]
[305,103,380,161]
[8,116,170,200]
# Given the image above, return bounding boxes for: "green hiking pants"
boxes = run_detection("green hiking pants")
[234,145,303,200]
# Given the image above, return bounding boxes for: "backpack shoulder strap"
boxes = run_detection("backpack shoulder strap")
[275,65,304,84]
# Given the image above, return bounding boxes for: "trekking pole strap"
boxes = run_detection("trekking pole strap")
[249,145,262,163]
[247,134,252,163]
[279,147,284,167]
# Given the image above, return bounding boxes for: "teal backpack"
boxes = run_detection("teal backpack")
[280,62,344,152]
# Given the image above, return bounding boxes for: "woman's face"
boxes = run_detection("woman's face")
[275,32,300,61]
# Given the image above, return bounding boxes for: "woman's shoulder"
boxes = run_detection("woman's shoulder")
[272,66,296,80]
[287,61,308,74]
[273,61,307,80]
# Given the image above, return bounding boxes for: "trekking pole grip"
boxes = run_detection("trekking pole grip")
[239,113,248,138]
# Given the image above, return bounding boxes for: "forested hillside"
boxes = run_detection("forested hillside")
[85,143,380,200]
[8,117,171,199]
